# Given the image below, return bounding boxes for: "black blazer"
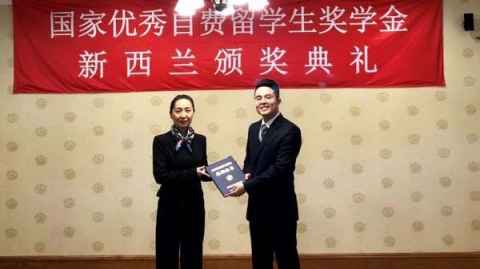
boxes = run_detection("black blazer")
[243,114,302,222]
[152,131,209,200]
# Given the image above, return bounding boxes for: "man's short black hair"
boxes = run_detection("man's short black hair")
[254,79,280,98]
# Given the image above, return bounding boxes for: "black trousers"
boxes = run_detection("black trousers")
[249,220,300,269]
[155,199,205,269]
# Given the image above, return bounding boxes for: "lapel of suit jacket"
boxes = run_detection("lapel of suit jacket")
[166,132,178,153]
[250,114,284,166]
[250,120,262,158]
[190,135,200,153]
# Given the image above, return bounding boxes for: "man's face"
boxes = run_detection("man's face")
[254,86,280,119]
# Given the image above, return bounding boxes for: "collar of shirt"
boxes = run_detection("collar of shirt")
[261,112,281,128]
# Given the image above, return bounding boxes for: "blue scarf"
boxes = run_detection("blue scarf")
[171,125,195,152]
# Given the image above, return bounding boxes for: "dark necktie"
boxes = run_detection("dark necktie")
[259,123,268,142]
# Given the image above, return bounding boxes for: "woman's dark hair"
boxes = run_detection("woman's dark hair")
[169,94,195,113]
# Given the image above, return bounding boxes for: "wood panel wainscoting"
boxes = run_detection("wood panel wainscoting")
[0,253,480,269]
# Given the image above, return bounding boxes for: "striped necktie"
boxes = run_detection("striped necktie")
[259,123,268,142]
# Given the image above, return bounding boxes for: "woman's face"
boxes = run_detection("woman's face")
[170,98,194,129]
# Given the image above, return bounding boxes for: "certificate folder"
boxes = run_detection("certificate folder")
[206,156,245,197]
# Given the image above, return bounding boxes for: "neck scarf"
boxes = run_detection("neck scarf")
[171,125,195,152]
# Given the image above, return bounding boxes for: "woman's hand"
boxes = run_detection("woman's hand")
[196,166,210,178]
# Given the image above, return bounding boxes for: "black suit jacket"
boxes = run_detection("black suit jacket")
[152,131,209,201]
[243,114,302,222]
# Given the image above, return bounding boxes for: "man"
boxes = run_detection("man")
[228,79,302,269]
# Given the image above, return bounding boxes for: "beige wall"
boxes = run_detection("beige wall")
[1,0,480,256]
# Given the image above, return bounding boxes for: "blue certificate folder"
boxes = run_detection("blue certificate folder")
[206,156,245,197]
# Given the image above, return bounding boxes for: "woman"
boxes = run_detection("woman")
[153,94,210,269]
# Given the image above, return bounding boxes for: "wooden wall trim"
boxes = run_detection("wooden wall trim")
[1,253,480,269]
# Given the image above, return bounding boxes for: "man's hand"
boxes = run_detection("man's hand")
[227,181,245,197]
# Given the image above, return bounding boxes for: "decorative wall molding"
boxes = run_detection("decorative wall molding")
[1,253,480,269]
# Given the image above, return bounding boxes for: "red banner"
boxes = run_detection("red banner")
[13,0,444,93]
